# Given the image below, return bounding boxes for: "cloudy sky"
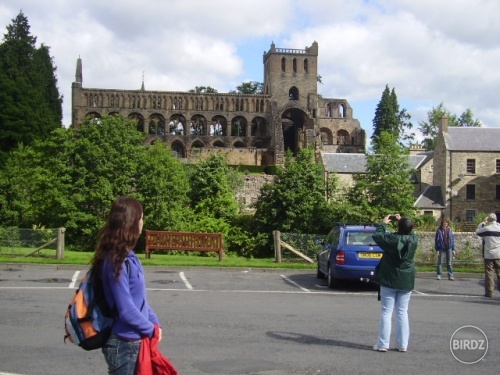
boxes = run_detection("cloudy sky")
[1,0,499,146]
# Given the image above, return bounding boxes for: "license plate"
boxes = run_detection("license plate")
[358,252,382,259]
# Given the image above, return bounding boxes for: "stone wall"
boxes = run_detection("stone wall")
[237,174,275,212]
[417,231,483,264]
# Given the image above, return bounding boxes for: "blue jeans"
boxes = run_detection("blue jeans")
[437,249,453,277]
[377,286,412,350]
[102,334,141,375]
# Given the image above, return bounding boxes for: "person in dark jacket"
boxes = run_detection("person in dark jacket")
[372,214,418,353]
[91,197,163,375]
[434,218,456,280]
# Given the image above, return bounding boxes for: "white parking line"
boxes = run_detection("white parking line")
[413,290,429,296]
[179,271,193,290]
[69,271,80,288]
[280,275,310,292]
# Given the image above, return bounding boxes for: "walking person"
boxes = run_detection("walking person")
[372,214,418,353]
[90,197,165,375]
[476,213,500,298]
[435,218,456,280]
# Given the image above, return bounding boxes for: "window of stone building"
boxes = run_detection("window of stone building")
[466,159,476,174]
[423,211,433,216]
[465,210,475,222]
[496,159,500,173]
[496,185,500,200]
[339,104,346,118]
[304,59,308,73]
[466,184,475,200]
[293,58,297,73]
[281,57,286,72]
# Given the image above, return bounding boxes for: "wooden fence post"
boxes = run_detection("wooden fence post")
[56,227,65,260]
[273,230,282,263]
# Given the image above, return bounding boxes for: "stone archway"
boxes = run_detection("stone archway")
[280,107,309,156]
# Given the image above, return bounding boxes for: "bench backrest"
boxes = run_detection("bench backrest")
[145,230,223,260]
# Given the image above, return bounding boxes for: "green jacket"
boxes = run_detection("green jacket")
[373,223,418,291]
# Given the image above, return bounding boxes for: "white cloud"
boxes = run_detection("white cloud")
[1,0,499,136]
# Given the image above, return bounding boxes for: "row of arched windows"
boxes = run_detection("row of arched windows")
[169,138,266,158]
[320,128,355,145]
[85,93,267,113]
[85,112,269,138]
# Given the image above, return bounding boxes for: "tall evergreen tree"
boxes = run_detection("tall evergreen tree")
[345,131,417,222]
[0,11,62,165]
[371,85,413,152]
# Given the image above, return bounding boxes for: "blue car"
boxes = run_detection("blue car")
[317,224,384,288]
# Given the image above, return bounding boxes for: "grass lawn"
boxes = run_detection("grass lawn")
[0,247,315,269]
[0,247,483,273]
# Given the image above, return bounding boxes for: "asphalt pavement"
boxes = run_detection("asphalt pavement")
[0,264,498,375]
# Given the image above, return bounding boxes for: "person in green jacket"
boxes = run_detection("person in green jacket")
[372,214,418,353]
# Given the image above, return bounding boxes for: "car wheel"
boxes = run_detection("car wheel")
[317,259,325,279]
[327,265,338,289]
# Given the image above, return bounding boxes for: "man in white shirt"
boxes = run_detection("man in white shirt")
[476,213,500,298]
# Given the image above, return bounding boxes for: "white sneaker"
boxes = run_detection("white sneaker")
[436,275,441,280]
[373,345,388,352]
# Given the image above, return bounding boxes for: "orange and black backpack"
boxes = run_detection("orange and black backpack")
[64,261,129,351]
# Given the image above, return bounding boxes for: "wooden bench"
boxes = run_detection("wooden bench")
[145,230,224,261]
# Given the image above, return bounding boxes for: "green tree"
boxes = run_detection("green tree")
[0,11,62,165]
[135,141,192,232]
[187,154,239,221]
[252,148,331,256]
[345,131,417,222]
[230,81,264,94]
[188,86,218,93]
[371,85,413,152]
[418,103,481,150]
[0,127,73,229]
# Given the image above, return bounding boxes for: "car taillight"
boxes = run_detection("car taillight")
[335,250,345,265]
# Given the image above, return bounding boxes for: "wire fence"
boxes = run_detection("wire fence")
[0,227,62,258]
[279,232,325,263]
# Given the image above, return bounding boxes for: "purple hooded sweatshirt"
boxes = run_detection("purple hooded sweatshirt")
[101,251,159,339]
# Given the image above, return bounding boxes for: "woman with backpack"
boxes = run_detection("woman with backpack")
[90,197,164,375]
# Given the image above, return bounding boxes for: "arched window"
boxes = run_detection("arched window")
[337,130,350,145]
[339,104,346,118]
[304,58,309,73]
[288,87,299,100]
[211,115,227,136]
[231,116,247,137]
[281,57,286,72]
[171,141,185,158]
[293,58,297,73]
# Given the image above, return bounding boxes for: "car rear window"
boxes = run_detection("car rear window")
[346,232,375,246]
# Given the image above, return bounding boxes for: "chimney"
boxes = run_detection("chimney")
[439,115,448,133]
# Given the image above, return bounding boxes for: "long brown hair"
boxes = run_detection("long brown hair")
[91,196,143,280]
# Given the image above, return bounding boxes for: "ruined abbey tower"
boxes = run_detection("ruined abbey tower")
[72,41,366,166]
